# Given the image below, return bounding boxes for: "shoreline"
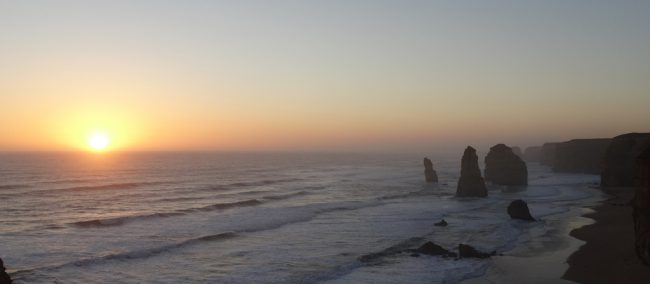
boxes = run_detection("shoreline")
[562,187,650,283]
[461,187,603,284]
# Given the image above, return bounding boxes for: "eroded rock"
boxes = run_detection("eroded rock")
[456,146,487,197]
[484,144,528,186]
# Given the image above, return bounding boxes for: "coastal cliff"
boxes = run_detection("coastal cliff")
[633,147,650,265]
[552,139,611,174]
[602,133,650,187]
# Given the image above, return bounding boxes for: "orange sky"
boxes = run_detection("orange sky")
[1,1,649,153]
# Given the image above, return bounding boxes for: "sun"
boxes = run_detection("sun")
[88,132,110,151]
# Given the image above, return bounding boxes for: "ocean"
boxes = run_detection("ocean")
[0,152,600,283]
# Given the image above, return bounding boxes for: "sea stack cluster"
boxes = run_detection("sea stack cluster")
[456,146,487,197]
[484,144,528,186]
[633,147,650,265]
[423,157,438,183]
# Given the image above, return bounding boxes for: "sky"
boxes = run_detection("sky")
[1,0,649,153]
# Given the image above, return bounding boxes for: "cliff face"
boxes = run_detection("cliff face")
[633,147,650,265]
[484,144,528,186]
[552,139,611,174]
[540,143,559,166]
[602,133,650,187]
[456,146,487,197]
[523,146,542,162]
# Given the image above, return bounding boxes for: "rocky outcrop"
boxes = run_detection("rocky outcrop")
[633,147,650,265]
[458,244,495,259]
[540,142,559,166]
[507,199,535,221]
[0,258,11,284]
[456,146,487,197]
[553,138,611,174]
[423,157,438,182]
[484,144,528,186]
[413,242,457,258]
[602,133,650,187]
[523,146,542,162]
[434,219,448,227]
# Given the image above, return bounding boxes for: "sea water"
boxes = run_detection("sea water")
[0,152,599,283]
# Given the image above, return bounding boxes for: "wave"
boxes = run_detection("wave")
[184,199,263,212]
[262,190,308,200]
[12,232,238,277]
[0,184,30,190]
[357,237,427,263]
[199,178,304,192]
[57,181,168,192]
[15,200,389,281]
[71,212,186,228]
[71,199,264,228]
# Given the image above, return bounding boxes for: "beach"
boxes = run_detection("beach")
[563,187,650,283]
[464,186,650,284]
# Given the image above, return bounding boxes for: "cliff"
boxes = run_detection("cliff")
[552,138,611,174]
[602,133,650,187]
[633,147,650,265]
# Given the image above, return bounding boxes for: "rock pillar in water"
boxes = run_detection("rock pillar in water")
[423,157,438,182]
[456,146,487,197]
[484,144,528,186]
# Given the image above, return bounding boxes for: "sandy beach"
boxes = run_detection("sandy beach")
[563,187,650,283]
[463,186,650,284]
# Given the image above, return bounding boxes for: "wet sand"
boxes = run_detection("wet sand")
[562,187,650,283]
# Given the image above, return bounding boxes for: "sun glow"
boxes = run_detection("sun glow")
[88,132,110,151]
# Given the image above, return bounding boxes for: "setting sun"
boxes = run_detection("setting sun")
[88,132,110,151]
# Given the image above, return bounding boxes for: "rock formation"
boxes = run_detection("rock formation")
[523,146,542,162]
[423,157,438,183]
[413,242,457,258]
[484,144,528,186]
[458,244,495,259]
[434,219,448,227]
[602,133,650,187]
[0,258,11,284]
[553,138,611,174]
[507,199,535,221]
[540,142,559,166]
[511,146,523,158]
[633,147,650,265]
[456,146,487,197]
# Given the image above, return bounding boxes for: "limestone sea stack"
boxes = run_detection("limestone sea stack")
[633,147,650,265]
[423,157,438,182]
[601,133,650,187]
[456,146,487,197]
[511,146,523,158]
[484,144,528,186]
[0,258,11,284]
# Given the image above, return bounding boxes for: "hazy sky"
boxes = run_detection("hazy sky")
[1,0,649,152]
